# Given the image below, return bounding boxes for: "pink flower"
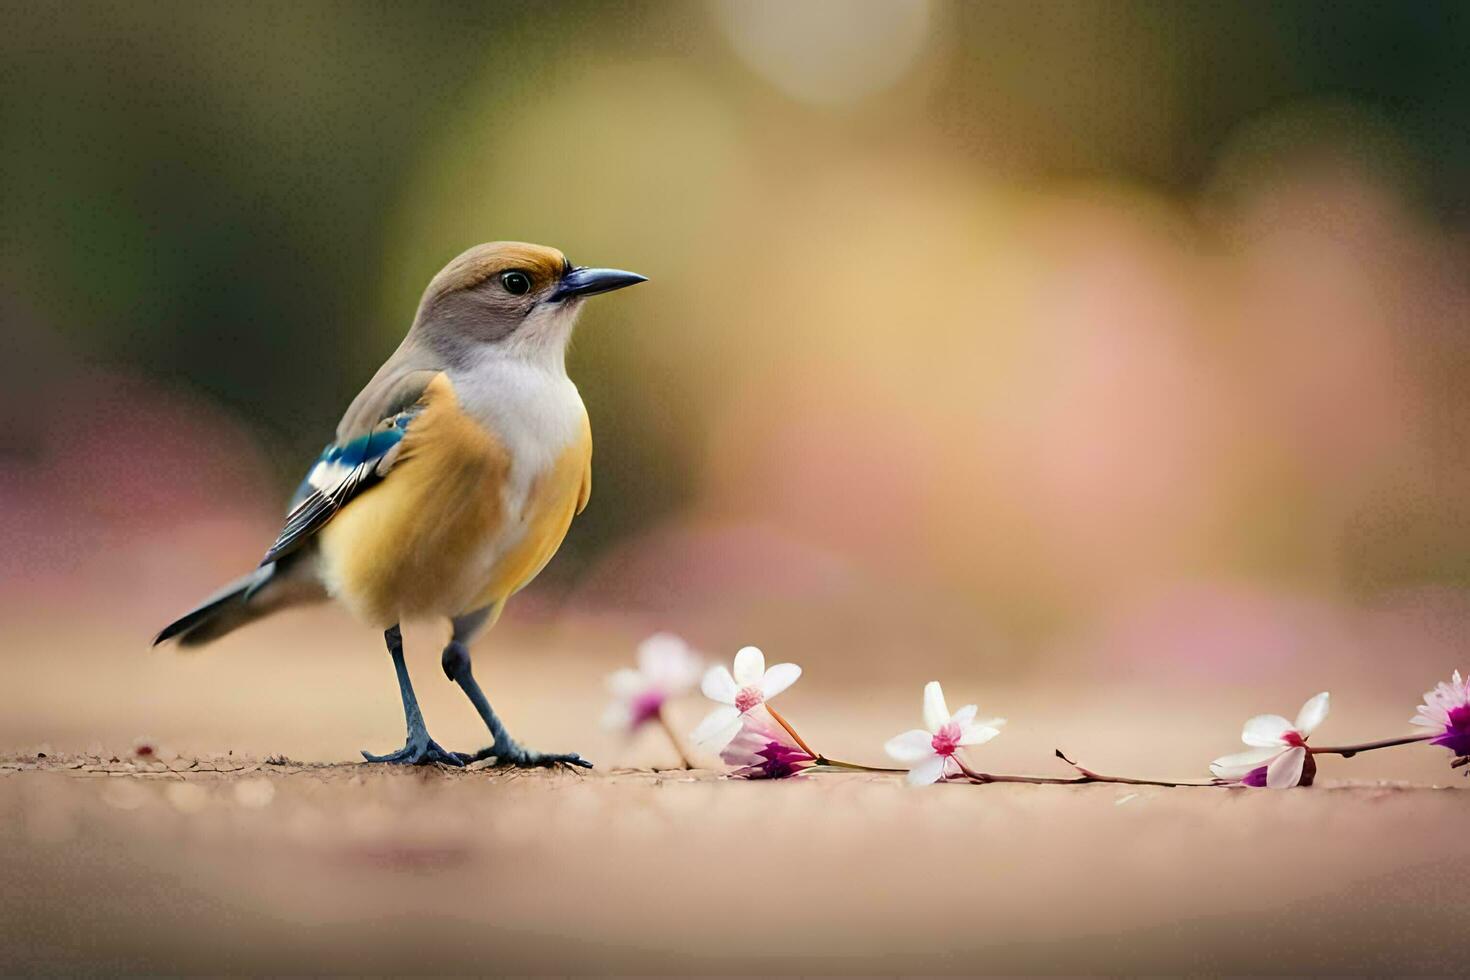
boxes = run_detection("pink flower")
[884,681,1005,786]
[692,646,802,750]
[1210,692,1329,789]
[1411,670,1470,757]
[601,633,703,734]
[720,706,814,779]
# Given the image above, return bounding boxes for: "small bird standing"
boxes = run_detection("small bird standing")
[154,242,646,768]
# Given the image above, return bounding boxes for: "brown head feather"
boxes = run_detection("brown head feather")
[408,241,572,356]
[423,241,569,304]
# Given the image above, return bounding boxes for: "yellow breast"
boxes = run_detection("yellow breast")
[317,373,591,628]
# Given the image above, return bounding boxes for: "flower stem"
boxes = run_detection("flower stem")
[815,756,908,774]
[761,706,905,772]
[942,752,1224,787]
[655,711,694,769]
[764,704,819,760]
[1052,750,1225,787]
[1307,733,1435,758]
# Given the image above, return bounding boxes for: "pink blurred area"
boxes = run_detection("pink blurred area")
[1,368,280,613]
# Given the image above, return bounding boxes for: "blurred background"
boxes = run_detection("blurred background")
[2,0,1469,779]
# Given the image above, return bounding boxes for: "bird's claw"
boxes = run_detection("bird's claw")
[455,742,592,770]
[362,736,465,767]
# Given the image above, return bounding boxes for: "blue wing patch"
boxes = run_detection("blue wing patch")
[261,411,416,565]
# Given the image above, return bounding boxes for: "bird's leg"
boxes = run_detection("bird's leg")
[362,624,463,767]
[441,637,591,770]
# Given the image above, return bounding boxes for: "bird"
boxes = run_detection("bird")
[153,241,646,768]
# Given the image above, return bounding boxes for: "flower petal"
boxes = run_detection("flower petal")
[636,632,680,674]
[1209,746,1281,778]
[1265,745,1307,789]
[905,753,947,786]
[760,663,802,700]
[606,667,645,699]
[950,704,978,728]
[637,632,701,693]
[884,729,935,762]
[1241,714,1293,747]
[1294,692,1330,736]
[922,681,950,733]
[600,702,632,732]
[959,723,1001,746]
[691,705,742,749]
[732,646,766,686]
[700,665,738,704]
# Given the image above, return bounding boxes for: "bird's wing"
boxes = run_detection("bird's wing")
[261,366,439,566]
[262,412,417,565]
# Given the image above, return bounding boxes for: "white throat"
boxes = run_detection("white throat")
[445,302,587,491]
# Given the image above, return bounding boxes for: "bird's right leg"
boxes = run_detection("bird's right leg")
[361,624,463,767]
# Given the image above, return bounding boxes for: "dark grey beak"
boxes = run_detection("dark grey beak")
[550,266,648,301]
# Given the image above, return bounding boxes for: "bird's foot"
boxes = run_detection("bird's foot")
[455,738,592,770]
[361,734,465,767]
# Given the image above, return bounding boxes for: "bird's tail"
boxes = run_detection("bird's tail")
[152,557,325,648]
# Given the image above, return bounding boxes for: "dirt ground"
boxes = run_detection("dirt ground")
[2,751,1466,974]
[3,602,1468,974]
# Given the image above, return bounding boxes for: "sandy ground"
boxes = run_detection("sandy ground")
[3,752,1468,974]
[3,601,1468,974]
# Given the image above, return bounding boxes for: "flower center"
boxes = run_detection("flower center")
[752,740,814,779]
[931,721,961,757]
[628,689,665,728]
[1434,704,1470,756]
[1283,730,1307,748]
[734,686,764,713]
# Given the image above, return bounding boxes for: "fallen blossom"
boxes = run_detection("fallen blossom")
[721,706,815,779]
[692,646,801,750]
[1210,691,1329,789]
[602,633,703,734]
[884,681,1005,786]
[1411,670,1470,758]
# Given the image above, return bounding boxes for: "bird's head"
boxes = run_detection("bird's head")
[410,241,646,363]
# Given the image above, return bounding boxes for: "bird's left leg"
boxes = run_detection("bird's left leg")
[441,606,592,769]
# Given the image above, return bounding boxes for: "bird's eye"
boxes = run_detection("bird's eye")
[500,270,532,295]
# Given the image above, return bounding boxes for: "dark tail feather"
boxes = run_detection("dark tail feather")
[152,559,323,648]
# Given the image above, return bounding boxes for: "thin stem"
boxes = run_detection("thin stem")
[816,756,907,774]
[941,752,1225,787]
[761,705,905,772]
[655,710,694,770]
[955,755,1088,785]
[1307,733,1435,758]
[1053,750,1224,787]
[765,704,819,760]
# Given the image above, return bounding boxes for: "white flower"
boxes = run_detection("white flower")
[601,633,703,734]
[720,706,815,779]
[883,681,1005,786]
[1210,692,1329,789]
[691,646,802,750]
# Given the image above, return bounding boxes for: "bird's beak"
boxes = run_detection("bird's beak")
[550,266,648,301]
